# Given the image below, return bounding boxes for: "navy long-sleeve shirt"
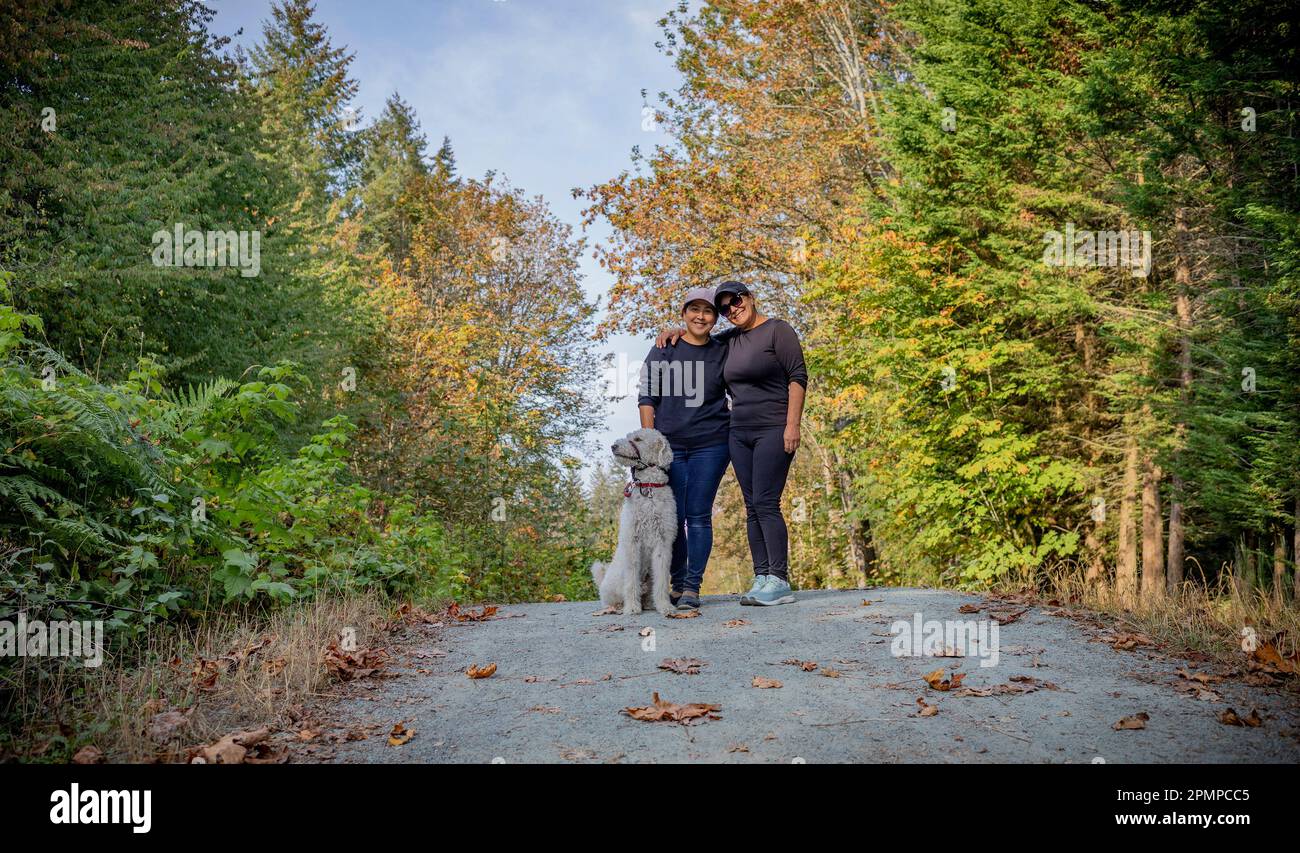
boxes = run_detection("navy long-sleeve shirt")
[637,337,730,451]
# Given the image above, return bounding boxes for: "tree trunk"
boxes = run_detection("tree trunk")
[1294,496,1300,602]
[1167,207,1193,595]
[1241,533,1256,598]
[1140,458,1165,605]
[1273,529,1287,605]
[1075,322,1107,595]
[1116,437,1140,608]
[1167,481,1185,594]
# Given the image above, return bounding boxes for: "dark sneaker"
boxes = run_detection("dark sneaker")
[670,589,683,607]
[676,590,700,611]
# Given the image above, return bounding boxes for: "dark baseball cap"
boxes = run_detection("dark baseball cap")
[713,280,750,315]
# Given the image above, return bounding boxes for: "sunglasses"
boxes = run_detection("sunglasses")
[719,294,748,315]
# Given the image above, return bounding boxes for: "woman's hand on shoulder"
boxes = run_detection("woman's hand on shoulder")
[655,327,686,348]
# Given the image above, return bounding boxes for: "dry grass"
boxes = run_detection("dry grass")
[1036,570,1300,668]
[2,592,396,763]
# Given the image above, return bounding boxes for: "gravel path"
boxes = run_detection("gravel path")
[314,588,1300,763]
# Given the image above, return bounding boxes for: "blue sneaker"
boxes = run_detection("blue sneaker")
[750,576,795,606]
[739,574,768,606]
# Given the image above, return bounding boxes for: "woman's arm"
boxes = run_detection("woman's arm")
[784,382,805,453]
[637,346,662,428]
[774,321,808,453]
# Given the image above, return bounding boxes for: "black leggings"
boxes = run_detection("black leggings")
[729,425,795,580]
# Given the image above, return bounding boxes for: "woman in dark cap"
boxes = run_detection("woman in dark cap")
[657,280,807,606]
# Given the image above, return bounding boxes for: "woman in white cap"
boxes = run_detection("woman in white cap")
[637,287,732,610]
[657,281,807,606]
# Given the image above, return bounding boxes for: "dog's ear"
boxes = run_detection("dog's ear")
[653,432,675,469]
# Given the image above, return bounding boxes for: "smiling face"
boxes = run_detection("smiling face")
[682,300,717,337]
[718,291,754,328]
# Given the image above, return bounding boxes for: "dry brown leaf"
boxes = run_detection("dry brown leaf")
[723,619,751,627]
[387,723,415,746]
[1175,668,1223,685]
[1251,642,1299,675]
[990,609,1027,625]
[1218,708,1263,727]
[820,667,843,678]
[780,658,818,671]
[922,668,966,691]
[466,663,497,679]
[448,603,499,622]
[659,657,707,675]
[621,692,721,724]
[751,676,783,689]
[72,745,104,764]
[666,610,701,619]
[322,642,390,682]
[191,727,270,764]
[1113,712,1150,731]
[146,709,190,743]
[916,697,938,717]
[958,603,982,614]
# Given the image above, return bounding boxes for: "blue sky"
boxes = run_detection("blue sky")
[211,0,687,478]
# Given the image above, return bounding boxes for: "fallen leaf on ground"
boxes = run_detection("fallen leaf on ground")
[723,619,750,627]
[958,603,982,614]
[666,610,700,619]
[990,609,1027,625]
[388,723,415,746]
[466,663,497,679]
[728,743,750,753]
[322,642,390,681]
[1218,708,1263,727]
[922,668,966,691]
[1175,668,1223,685]
[448,603,499,622]
[191,727,271,764]
[781,658,818,671]
[820,667,843,678]
[592,606,620,616]
[752,676,783,689]
[1113,712,1150,731]
[147,709,191,743]
[1250,641,1299,676]
[621,692,721,724]
[72,745,104,764]
[916,697,938,717]
[395,602,442,624]
[659,657,707,675]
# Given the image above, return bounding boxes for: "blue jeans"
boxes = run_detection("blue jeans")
[668,442,731,593]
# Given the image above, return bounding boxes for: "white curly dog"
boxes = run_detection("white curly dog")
[591,428,677,616]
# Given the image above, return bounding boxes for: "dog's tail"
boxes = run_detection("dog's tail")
[590,560,607,586]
